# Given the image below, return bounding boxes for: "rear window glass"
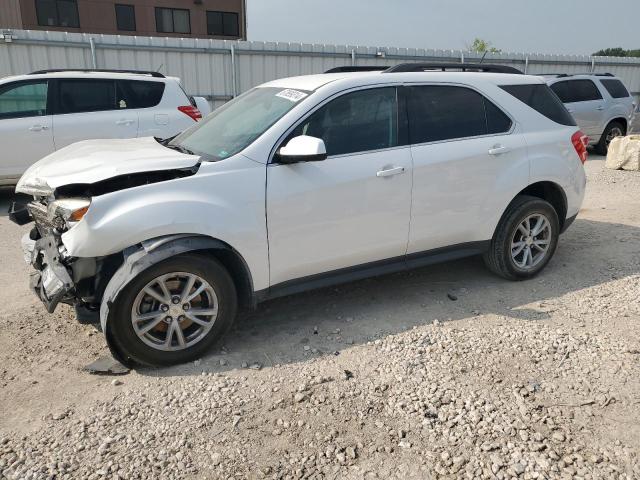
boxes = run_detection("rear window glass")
[116,80,165,109]
[500,84,576,126]
[600,79,630,98]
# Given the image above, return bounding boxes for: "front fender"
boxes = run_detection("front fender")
[99,235,234,365]
[61,155,269,291]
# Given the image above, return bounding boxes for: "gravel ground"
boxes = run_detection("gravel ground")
[0,155,639,479]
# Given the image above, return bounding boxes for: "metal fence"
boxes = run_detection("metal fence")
[2,29,640,110]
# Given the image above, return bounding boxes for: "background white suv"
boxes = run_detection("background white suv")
[0,69,210,185]
[544,73,635,154]
[12,63,587,366]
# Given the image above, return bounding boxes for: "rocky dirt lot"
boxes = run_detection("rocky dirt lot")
[0,156,639,480]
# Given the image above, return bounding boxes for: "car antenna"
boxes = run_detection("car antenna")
[478,51,488,65]
[156,63,164,73]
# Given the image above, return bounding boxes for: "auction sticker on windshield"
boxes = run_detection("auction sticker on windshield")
[276,89,308,102]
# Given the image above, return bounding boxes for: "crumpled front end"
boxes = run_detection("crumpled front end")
[15,199,121,314]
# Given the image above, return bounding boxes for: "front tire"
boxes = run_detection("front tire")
[107,254,237,366]
[484,195,559,280]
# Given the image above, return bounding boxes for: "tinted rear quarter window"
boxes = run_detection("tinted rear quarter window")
[57,79,116,114]
[500,84,576,126]
[600,79,630,98]
[117,80,165,109]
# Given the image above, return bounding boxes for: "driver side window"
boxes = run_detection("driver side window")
[288,87,398,157]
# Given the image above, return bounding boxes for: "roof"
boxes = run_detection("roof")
[0,70,177,85]
[259,70,544,92]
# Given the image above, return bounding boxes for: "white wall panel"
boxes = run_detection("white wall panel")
[2,29,640,111]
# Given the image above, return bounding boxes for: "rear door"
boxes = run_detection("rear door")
[0,80,54,179]
[550,79,605,137]
[117,79,170,138]
[51,78,139,149]
[405,84,529,255]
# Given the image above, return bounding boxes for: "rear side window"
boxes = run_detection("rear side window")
[116,80,165,109]
[289,87,398,156]
[551,79,602,103]
[57,79,116,114]
[600,79,630,98]
[406,86,512,144]
[500,84,576,126]
[0,81,48,119]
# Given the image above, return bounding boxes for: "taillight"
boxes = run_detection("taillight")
[571,130,589,164]
[178,105,202,122]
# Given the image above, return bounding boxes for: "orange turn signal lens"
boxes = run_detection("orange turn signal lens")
[70,206,89,222]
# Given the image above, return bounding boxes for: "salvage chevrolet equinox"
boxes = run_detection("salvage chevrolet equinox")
[11,63,587,366]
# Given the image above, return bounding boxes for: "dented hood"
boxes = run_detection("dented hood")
[16,137,200,195]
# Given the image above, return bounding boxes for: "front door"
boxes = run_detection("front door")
[266,87,412,286]
[0,80,54,179]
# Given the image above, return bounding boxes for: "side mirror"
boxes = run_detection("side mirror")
[276,135,327,164]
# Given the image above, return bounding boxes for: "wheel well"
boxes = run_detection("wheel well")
[608,117,628,133]
[517,182,567,229]
[198,247,255,309]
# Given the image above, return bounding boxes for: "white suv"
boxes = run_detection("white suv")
[12,63,587,366]
[0,69,210,185]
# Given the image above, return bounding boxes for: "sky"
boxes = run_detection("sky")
[246,0,640,56]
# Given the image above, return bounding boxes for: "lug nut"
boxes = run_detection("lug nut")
[161,304,169,312]
[165,316,173,322]
[183,304,190,311]
[172,296,180,304]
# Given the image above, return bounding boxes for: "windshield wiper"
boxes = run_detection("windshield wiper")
[163,143,196,156]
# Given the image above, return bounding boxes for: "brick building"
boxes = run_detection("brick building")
[0,0,247,39]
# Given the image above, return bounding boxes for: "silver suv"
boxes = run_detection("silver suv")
[544,73,635,154]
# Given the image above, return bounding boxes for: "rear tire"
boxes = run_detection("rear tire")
[107,254,237,366]
[595,121,625,155]
[483,195,559,280]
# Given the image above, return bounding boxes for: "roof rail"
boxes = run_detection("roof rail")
[541,72,615,78]
[324,66,389,73]
[383,63,523,74]
[29,69,166,78]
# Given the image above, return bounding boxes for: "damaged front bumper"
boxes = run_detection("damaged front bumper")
[22,232,75,313]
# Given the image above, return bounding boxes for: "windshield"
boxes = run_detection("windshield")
[170,87,310,160]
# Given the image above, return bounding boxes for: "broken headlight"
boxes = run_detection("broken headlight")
[47,198,91,228]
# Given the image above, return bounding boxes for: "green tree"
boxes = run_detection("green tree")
[593,47,640,57]
[468,38,501,54]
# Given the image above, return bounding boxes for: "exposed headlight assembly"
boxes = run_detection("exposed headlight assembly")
[47,198,91,227]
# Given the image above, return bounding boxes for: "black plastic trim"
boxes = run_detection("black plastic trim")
[256,241,490,302]
[30,69,165,78]
[324,66,390,73]
[273,153,328,164]
[384,63,523,74]
[8,202,32,225]
[560,213,578,234]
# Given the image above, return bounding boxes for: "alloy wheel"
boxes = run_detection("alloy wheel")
[131,272,219,351]
[605,126,623,147]
[510,214,552,271]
